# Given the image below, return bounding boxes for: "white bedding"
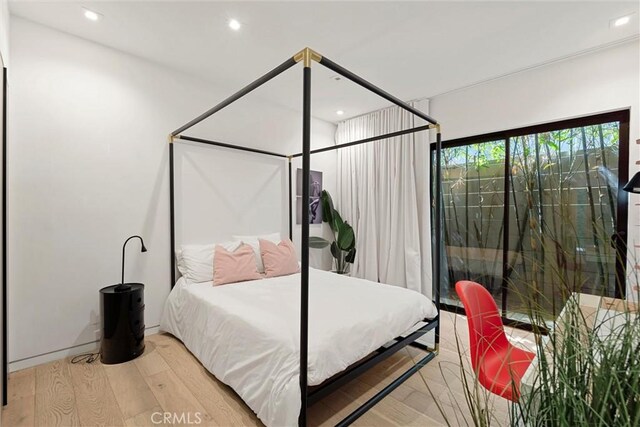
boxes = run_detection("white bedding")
[160,268,437,426]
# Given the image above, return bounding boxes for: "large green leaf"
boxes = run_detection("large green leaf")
[332,210,344,235]
[337,221,355,251]
[316,190,357,262]
[345,247,356,263]
[308,236,330,248]
[330,241,340,259]
[320,190,336,231]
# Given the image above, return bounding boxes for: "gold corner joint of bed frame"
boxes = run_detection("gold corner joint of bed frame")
[424,344,439,355]
[429,123,441,132]
[293,48,322,67]
[169,134,179,143]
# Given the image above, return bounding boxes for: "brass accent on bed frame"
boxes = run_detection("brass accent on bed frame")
[421,344,439,354]
[168,134,179,144]
[294,47,322,68]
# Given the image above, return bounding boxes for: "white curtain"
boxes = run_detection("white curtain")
[336,100,433,298]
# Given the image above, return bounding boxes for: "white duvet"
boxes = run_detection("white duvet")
[160,268,437,427]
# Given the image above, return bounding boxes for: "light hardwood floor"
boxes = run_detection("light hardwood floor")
[2,311,534,426]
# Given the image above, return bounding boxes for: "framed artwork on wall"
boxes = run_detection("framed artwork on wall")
[296,168,323,224]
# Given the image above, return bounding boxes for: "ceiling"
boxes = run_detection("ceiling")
[10,1,640,123]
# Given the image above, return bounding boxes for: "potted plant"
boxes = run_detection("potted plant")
[308,190,356,274]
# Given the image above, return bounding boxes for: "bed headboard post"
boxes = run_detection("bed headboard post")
[434,127,442,350]
[298,62,312,427]
[169,139,176,289]
[288,157,293,241]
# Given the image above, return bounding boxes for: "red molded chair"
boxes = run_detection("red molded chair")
[455,280,535,401]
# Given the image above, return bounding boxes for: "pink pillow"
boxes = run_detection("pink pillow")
[259,238,300,278]
[213,243,263,286]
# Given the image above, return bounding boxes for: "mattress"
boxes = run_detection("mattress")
[160,267,437,426]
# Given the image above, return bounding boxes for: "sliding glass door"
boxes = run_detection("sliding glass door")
[440,140,506,307]
[436,111,629,323]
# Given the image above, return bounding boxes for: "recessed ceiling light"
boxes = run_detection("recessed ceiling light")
[228,19,241,31]
[611,13,634,28]
[336,110,344,116]
[614,15,631,27]
[83,8,101,22]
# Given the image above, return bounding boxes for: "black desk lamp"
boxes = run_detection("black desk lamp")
[623,172,640,194]
[116,235,148,292]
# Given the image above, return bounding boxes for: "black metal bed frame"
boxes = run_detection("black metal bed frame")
[168,48,443,427]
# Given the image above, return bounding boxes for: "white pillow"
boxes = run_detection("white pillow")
[175,249,187,277]
[180,241,242,283]
[232,232,281,273]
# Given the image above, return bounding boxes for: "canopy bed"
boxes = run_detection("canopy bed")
[164,48,443,427]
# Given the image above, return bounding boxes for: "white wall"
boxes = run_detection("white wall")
[175,125,336,271]
[8,17,336,369]
[0,0,8,66]
[430,39,640,300]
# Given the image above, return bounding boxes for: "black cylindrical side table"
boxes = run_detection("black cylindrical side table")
[99,283,145,364]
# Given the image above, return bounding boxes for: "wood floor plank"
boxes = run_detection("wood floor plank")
[357,351,430,395]
[8,367,36,401]
[402,389,471,427]
[35,360,80,426]
[2,395,35,427]
[308,400,341,427]
[134,342,171,378]
[103,360,160,419]
[339,379,445,427]
[353,410,401,427]
[69,359,125,426]
[154,336,261,426]
[358,346,471,401]
[143,369,214,426]
[124,406,163,427]
[316,384,397,427]
[146,333,173,344]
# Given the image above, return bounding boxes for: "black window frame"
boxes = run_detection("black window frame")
[432,109,631,330]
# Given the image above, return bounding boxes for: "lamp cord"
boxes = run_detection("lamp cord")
[71,352,100,364]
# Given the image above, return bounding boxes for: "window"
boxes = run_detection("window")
[433,111,630,324]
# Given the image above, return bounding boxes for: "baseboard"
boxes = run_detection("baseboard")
[8,325,160,372]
